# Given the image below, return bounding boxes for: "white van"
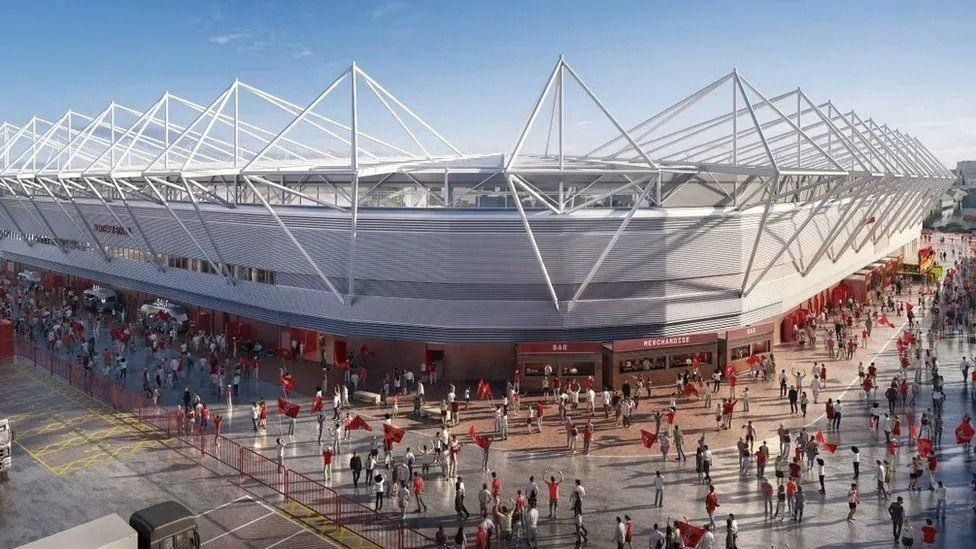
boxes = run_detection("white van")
[138,300,189,332]
[83,286,121,313]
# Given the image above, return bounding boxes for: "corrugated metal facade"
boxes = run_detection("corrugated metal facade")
[0,195,919,342]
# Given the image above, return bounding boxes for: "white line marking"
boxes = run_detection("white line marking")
[196,495,255,517]
[263,527,307,549]
[201,511,275,545]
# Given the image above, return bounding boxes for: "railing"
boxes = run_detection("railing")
[10,339,438,549]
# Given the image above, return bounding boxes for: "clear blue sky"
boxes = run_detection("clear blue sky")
[1,0,973,164]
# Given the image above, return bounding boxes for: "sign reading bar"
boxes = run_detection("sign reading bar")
[612,332,718,352]
[93,223,129,236]
[516,342,604,354]
[725,322,775,341]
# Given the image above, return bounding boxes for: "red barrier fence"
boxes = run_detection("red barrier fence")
[11,338,437,548]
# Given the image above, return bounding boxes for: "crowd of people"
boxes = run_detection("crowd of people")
[3,235,976,548]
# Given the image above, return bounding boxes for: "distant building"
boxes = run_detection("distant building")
[957,160,976,185]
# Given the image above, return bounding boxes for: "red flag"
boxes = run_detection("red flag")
[674,521,705,548]
[908,424,918,439]
[724,364,735,378]
[823,442,838,454]
[279,373,296,391]
[887,441,899,455]
[347,415,373,432]
[682,384,700,397]
[640,429,658,448]
[879,314,895,328]
[383,423,405,445]
[745,354,760,366]
[468,426,490,450]
[310,395,324,414]
[917,438,934,457]
[814,431,825,444]
[476,379,493,400]
[276,398,300,418]
[955,421,975,444]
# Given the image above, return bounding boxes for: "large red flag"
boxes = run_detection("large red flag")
[276,398,300,418]
[674,521,705,548]
[347,415,373,432]
[468,426,490,450]
[814,431,826,444]
[279,373,296,391]
[955,421,975,444]
[310,395,324,414]
[640,429,658,448]
[823,442,838,454]
[383,423,405,445]
[917,438,934,457]
[745,354,761,366]
[682,384,700,397]
[476,379,493,400]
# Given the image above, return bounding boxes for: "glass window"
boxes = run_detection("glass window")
[729,344,751,361]
[561,362,595,377]
[752,340,770,354]
[619,355,666,373]
[671,351,714,368]
[522,362,550,376]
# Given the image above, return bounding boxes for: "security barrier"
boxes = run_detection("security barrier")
[13,338,437,548]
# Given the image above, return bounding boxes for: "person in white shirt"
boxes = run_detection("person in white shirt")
[525,504,539,545]
[697,524,715,549]
[652,471,664,506]
[648,523,665,548]
[374,472,386,510]
[613,516,626,548]
[935,480,948,518]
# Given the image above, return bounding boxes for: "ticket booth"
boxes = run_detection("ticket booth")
[723,322,775,373]
[515,342,605,391]
[610,333,719,386]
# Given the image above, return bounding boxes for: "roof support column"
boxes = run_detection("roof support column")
[507,174,560,311]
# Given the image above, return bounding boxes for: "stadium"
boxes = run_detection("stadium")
[0,58,954,386]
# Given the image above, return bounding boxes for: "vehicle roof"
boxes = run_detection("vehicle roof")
[128,501,196,542]
[84,287,117,298]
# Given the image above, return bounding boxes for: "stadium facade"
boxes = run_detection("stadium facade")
[0,59,954,384]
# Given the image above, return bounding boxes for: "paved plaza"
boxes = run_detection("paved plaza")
[2,264,975,548]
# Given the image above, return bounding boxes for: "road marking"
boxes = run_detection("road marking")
[196,495,255,517]
[200,510,276,545]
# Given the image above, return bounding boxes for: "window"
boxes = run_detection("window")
[619,355,666,373]
[522,362,551,376]
[729,344,751,361]
[671,351,714,368]
[561,362,595,377]
[752,340,770,354]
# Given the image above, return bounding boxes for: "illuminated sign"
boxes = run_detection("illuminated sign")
[93,223,129,235]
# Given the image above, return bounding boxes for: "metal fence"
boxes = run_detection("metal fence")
[11,339,438,549]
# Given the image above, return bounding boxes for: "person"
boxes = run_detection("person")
[901,519,915,548]
[571,479,585,514]
[760,477,774,517]
[876,459,890,498]
[648,523,665,549]
[525,502,539,547]
[921,519,937,548]
[478,483,492,518]
[724,513,737,549]
[322,447,334,481]
[453,527,466,549]
[793,485,806,522]
[276,438,286,471]
[935,480,947,518]
[411,471,428,513]
[374,472,386,510]
[454,477,471,519]
[623,514,634,549]
[852,446,860,479]
[349,452,363,487]
[544,470,564,519]
[847,483,860,522]
[613,516,626,549]
[705,485,720,528]
[889,496,905,541]
[652,471,664,507]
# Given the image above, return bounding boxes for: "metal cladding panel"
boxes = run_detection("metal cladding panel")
[0,196,924,342]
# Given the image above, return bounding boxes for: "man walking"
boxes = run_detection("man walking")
[888,497,905,541]
[876,460,890,498]
[652,471,664,507]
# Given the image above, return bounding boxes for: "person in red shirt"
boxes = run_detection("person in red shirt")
[705,485,720,528]
[785,480,798,514]
[322,447,334,481]
[412,471,427,512]
[581,420,593,455]
[490,471,502,501]
[544,470,564,518]
[921,518,937,547]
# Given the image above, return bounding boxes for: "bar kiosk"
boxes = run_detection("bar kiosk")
[723,322,775,372]
[515,342,605,391]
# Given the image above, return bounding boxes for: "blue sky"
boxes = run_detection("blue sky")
[0,0,973,164]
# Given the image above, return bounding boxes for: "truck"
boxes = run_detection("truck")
[16,501,200,549]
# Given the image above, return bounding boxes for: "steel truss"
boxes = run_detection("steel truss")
[0,58,953,311]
